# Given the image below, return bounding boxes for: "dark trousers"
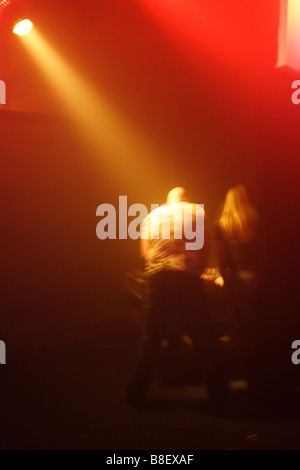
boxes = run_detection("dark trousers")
[128,270,220,400]
[229,276,264,397]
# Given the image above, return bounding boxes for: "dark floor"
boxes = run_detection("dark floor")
[1,317,300,450]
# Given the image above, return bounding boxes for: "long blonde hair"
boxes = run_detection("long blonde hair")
[219,185,258,243]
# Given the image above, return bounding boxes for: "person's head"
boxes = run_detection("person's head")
[166,187,188,205]
[219,184,258,243]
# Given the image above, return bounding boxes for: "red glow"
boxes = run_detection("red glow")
[139,0,262,70]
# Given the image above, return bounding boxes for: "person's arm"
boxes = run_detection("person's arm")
[140,217,149,260]
[194,208,210,273]
[202,212,210,264]
[214,221,227,286]
[216,239,226,279]
[140,237,149,260]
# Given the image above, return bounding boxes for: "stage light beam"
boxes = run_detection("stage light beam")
[16,27,175,190]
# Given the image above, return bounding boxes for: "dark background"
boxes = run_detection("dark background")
[0,0,299,367]
[1,0,300,450]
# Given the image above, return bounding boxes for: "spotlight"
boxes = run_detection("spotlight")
[13,19,33,36]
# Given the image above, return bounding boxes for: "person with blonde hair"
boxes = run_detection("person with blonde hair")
[219,184,259,245]
[216,185,260,279]
[216,184,262,398]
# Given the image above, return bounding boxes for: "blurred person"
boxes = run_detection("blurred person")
[126,187,223,406]
[215,184,263,398]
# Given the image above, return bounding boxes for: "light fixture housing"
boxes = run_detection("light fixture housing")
[13,19,33,36]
